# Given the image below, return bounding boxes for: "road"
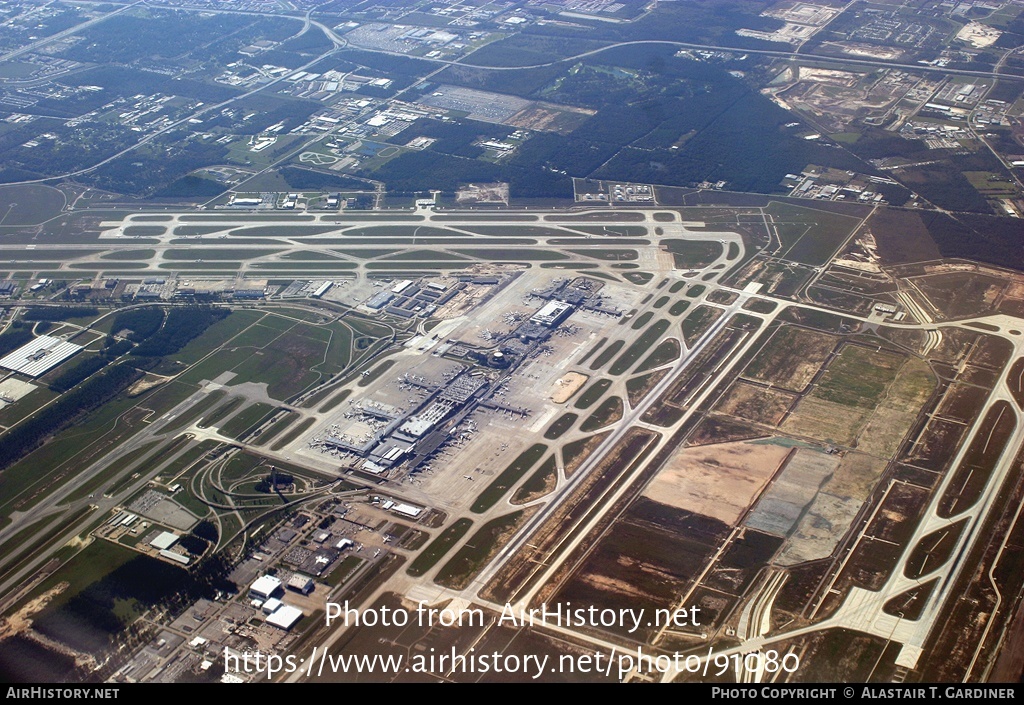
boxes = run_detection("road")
[0,0,144,63]
[1,0,1020,192]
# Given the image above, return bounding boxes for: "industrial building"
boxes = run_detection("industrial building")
[159,550,190,566]
[266,604,303,630]
[287,573,315,595]
[0,335,83,377]
[530,301,574,327]
[150,532,180,551]
[249,575,283,601]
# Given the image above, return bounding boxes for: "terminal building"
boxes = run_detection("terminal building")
[330,296,581,477]
[530,300,574,327]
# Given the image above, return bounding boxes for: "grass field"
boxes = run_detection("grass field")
[767,201,861,266]
[626,369,668,407]
[512,455,558,504]
[964,171,1016,196]
[544,413,578,440]
[471,443,548,514]
[631,311,654,330]
[783,344,906,446]
[226,327,328,400]
[318,388,352,414]
[668,300,690,316]
[635,338,680,373]
[580,396,623,432]
[435,510,529,590]
[610,319,670,375]
[575,379,613,409]
[578,337,607,365]
[562,432,610,475]
[681,306,723,345]
[271,417,316,451]
[0,380,194,516]
[10,539,136,615]
[219,402,276,440]
[100,249,155,260]
[157,390,227,434]
[0,184,65,225]
[743,325,838,392]
[590,340,625,371]
[855,359,935,457]
[663,240,722,268]
[406,518,473,577]
[814,344,904,409]
[197,397,244,429]
[171,311,263,365]
[60,440,162,504]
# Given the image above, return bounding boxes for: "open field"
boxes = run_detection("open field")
[715,382,798,426]
[643,440,790,525]
[742,325,839,392]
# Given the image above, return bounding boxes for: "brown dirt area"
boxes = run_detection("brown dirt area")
[715,381,798,426]
[1004,280,1024,298]
[576,569,656,601]
[507,104,594,135]
[642,440,790,524]
[128,374,169,397]
[855,358,934,457]
[783,397,869,446]
[742,325,838,392]
[0,582,68,639]
[776,492,863,565]
[551,372,589,404]
[822,452,886,499]
[456,182,509,204]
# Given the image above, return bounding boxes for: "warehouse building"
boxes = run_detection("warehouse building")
[0,335,83,377]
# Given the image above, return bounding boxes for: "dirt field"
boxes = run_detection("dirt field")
[715,381,798,426]
[742,325,838,392]
[642,440,791,524]
[856,358,935,457]
[822,452,886,500]
[776,493,864,565]
[456,183,509,204]
[913,271,1006,319]
[550,372,588,404]
[745,447,842,537]
[783,397,870,446]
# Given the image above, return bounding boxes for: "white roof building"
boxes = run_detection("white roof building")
[249,575,282,600]
[266,604,304,630]
[393,503,422,518]
[0,336,83,377]
[150,531,179,551]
